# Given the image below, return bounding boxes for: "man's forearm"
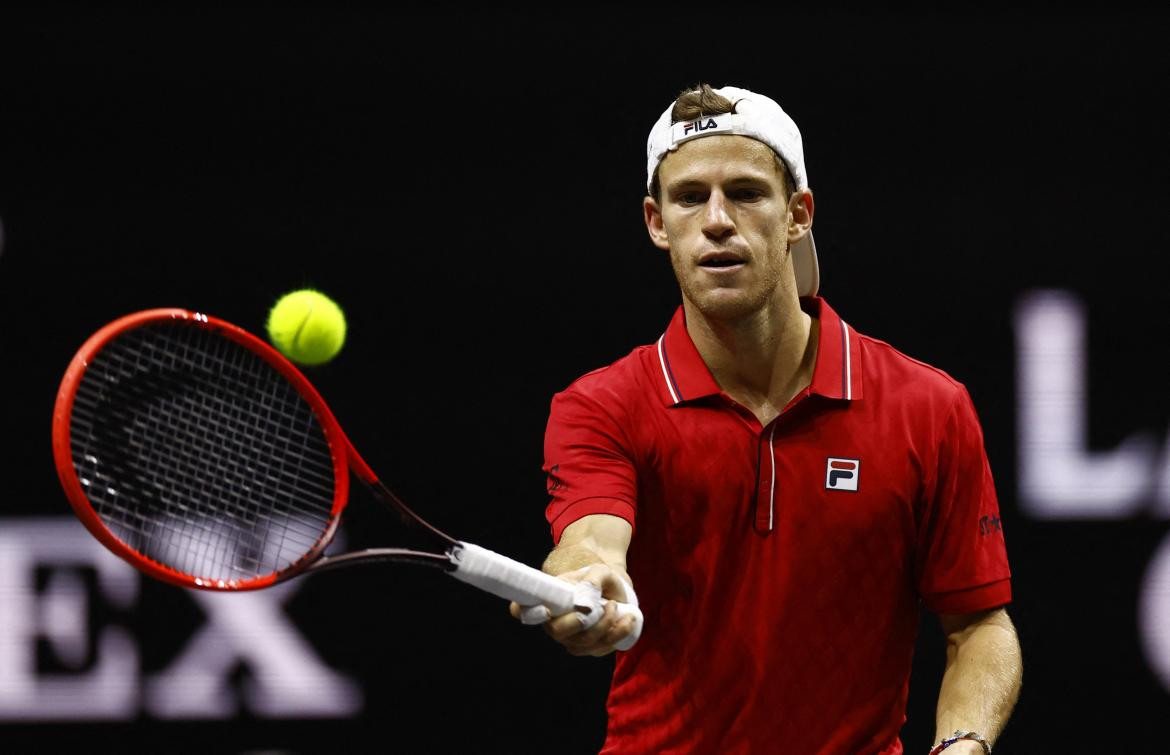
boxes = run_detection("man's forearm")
[935,610,1022,748]
[542,515,633,579]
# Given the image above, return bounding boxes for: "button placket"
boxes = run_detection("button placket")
[754,422,779,533]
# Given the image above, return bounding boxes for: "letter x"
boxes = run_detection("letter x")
[146,582,361,718]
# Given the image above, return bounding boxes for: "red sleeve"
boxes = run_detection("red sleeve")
[915,385,1012,614]
[543,387,638,544]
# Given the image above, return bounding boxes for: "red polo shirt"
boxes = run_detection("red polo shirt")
[543,296,1011,755]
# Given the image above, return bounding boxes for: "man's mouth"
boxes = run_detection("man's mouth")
[699,252,746,269]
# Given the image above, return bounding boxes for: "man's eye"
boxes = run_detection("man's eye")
[736,189,763,201]
[678,193,703,204]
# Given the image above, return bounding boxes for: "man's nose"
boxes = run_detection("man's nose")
[702,191,734,238]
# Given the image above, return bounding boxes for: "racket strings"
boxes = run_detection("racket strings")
[90,327,329,578]
[69,322,337,584]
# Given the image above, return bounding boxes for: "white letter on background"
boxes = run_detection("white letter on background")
[1016,290,1156,518]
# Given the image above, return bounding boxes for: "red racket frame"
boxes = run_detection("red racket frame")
[51,308,447,591]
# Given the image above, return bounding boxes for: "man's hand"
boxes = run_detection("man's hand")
[509,563,637,656]
[510,514,636,655]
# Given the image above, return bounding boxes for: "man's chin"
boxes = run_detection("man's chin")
[685,290,766,323]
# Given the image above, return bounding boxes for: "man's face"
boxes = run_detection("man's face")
[645,135,809,322]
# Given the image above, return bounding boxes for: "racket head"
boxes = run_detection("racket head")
[52,308,352,590]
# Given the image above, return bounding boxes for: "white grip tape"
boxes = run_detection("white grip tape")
[611,576,643,652]
[450,541,602,623]
[518,604,552,625]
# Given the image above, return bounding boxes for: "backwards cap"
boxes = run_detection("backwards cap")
[646,85,819,297]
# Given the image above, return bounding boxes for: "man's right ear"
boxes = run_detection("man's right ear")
[643,196,671,251]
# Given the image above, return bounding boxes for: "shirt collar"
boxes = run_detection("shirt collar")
[655,296,864,407]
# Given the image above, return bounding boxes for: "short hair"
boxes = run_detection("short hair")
[648,83,794,204]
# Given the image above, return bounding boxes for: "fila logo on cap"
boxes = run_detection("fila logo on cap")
[669,114,740,149]
[682,117,720,136]
[826,458,860,491]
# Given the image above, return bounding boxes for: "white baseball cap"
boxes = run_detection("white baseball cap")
[646,85,819,297]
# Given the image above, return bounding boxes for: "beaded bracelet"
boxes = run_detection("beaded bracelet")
[928,730,992,755]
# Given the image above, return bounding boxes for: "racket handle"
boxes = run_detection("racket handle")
[450,541,583,616]
[450,541,643,650]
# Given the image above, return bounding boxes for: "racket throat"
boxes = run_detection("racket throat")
[306,548,457,574]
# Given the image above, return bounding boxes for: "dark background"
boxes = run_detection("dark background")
[2,8,1169,753]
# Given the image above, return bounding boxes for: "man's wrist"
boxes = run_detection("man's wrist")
[928,731,992,755]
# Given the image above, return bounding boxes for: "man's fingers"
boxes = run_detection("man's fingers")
[544,602,603,640]
[590,610,635,647]
[563,615,635,657]
[550,601,635,656]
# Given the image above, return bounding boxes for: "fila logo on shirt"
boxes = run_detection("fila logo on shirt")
[826,457,860,491]
[682,117,720,136]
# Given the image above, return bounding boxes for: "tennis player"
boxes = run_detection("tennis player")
[514,84,1022,754]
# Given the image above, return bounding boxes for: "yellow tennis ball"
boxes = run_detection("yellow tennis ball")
[266,289,347,366]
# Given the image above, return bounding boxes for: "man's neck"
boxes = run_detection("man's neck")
[683,294,819,426]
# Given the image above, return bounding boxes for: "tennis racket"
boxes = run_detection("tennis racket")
[51,308,642,649]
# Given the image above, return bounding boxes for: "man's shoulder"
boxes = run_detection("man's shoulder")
[554,342,659,407]
[855,330,968,408]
